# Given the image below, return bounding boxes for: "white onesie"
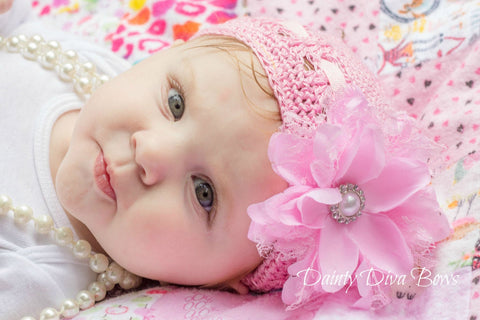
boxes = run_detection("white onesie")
[0,1,130,318]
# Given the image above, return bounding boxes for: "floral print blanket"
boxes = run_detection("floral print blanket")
[33,0,480,319]
[32,0,238,64]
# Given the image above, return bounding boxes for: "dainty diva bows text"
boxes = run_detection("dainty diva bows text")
[296,267,460,292]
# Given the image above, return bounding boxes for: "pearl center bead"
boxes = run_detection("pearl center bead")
[340,191,361,217]
[329,184,366,224]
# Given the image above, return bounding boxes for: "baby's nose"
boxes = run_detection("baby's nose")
[131,130,182,185]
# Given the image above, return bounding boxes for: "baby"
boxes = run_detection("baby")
[0,0,450,319]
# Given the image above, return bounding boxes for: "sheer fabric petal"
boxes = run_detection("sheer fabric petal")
[298,188,342,228]
[386,189,451,242]
[361,158,430,213]
[337,126,385,186]
[319,218,359,292]
[268,132,316,186]
[346,214,413,274]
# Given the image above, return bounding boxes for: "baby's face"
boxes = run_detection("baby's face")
[55,37,287,290]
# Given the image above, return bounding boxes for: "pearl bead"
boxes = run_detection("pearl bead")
[0,194,12,215]
[106,262,125,284]
[120,271,142,290]
[97,272,115,291]
[3,34,111,99]
[60,299,79,318]
[59,63,75,81]
[88,281,107,301]
[64,49,78,62]
[13,205,33,225]
[330,184,365,224]
[40,51,57,70]
[81,61,96,74]
[74,76,92,95]
[47,40,61,51]
[339,191,361,217]
[39,307,59,320]
[90,253,109,273]
[6,36,20,52]
[73,239,91,259]
[34,215,54,234]
[22,42,39,60]
[31,34,44,44]
[54,226,74,246]
[98,74,110,84]
[76,290,95,310]
[17,34,28,42]
[0,193,141,318]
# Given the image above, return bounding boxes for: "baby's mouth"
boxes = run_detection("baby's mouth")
[94,151,116,201]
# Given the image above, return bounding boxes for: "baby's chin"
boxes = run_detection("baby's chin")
[55,159,89,215]
[55,160,113,231]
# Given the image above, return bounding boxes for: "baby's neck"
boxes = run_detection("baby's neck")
[50,110,105,254]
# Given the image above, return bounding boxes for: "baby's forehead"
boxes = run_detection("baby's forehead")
[178,36,278,118]
[185,35,252,53]
[183,36,265,76]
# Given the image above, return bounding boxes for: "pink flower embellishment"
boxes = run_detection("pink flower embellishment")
[247,87,450,308]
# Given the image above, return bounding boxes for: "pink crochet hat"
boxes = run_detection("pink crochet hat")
[197,17,450,309]
[198,17,387,139]
[198,16,386,289]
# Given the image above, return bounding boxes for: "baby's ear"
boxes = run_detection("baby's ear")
[226,279,250,295]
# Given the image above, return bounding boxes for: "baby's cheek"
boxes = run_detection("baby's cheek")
[218,88,234,105]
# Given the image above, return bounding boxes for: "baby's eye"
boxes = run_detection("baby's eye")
[193,176,214,213]
[168,88,185,121]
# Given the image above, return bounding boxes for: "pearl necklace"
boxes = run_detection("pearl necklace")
[0,194,142,320]
[0,34,141,319]
[0,34,110,99]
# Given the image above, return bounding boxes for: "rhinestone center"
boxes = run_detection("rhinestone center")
[330,184,365,224]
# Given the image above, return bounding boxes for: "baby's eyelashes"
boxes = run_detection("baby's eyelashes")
[193,176,214,213]
[191,174,218,227]
[168,88,185,121]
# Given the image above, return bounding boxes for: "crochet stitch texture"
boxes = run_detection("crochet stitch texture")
[198,17,389,294]
[199,17,386,139]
